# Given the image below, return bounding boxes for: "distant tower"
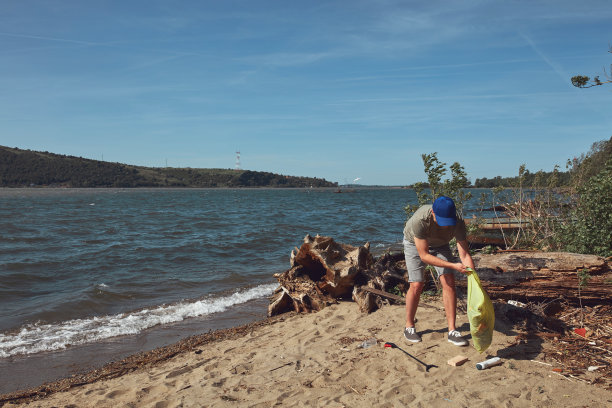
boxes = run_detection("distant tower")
[235,150,241,170]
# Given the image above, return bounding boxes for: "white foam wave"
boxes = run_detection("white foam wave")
[0,283,277,358]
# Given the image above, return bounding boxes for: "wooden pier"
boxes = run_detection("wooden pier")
[465,217,531,247]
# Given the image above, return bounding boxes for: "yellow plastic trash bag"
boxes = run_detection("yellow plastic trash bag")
[466,268,495,353]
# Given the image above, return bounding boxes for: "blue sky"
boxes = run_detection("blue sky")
[1,0,611,185]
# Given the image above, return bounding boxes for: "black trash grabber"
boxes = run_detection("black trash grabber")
[384,342,437,372]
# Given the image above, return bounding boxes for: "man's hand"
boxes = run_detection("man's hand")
[453,263,469,274]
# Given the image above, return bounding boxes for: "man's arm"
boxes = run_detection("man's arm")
[456,239,475,271]
[414,237,468,274]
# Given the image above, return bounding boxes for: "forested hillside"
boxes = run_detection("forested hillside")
[0,146,337,188]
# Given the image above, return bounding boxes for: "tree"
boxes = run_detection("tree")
[404,152,472,218]
[571,46,612,88]
[557,158,612,257]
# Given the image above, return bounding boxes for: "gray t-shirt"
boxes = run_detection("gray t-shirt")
[403,204,467,247]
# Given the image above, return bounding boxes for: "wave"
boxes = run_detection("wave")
[0,283,277,358]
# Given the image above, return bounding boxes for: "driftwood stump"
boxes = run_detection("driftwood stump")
[352,252,408,313]
[268,234,373,316]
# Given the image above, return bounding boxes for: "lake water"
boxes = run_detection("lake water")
[0,187,494,393]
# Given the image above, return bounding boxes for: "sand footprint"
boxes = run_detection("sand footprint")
[302,330,321,346]
[230,362,253,375]
[165,366,193,379]
[105,389,127,399]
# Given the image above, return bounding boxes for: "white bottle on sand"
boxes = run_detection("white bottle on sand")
[476,357,502,370]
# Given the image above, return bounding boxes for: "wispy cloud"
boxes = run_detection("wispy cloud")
[0,31,102,46]
[329,91,572,105]
[519,31,570,86]
[237,51,331,67]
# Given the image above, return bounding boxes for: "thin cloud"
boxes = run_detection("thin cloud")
[329,91,572,105]
[519,31,571,86]
[238,51,331,67]
[0,31,102,46]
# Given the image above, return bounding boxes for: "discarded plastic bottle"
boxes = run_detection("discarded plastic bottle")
[508,300,527,308]
[360,338,377,348]
[476,357,502,370]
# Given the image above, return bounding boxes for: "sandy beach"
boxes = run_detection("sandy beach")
[2,299,611,408]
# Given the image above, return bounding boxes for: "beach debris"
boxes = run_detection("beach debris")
[476,357,502,370]
[541,303,612,389]
[588,366,603,372]
[447,355,469,367]
[273,236,611,316]
[530,360,552,366]
[267,236,611,389]
[269,235,373,316]
[359,287,404,303]
[384,342,437,372]
[360,338,377,349]
[507,300,527,308]
[269,362,293,372]
[351,252,409,313]
[465,251,610,307]
[574,327,587,337]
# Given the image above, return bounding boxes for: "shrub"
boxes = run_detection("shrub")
[557,159,612,257]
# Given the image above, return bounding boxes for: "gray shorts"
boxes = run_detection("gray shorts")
[403,239,456,282]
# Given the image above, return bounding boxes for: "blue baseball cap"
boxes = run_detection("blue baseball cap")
[432,196,457,226]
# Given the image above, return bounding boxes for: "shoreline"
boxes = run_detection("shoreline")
[2,300,611,407]
[0,296,273,395]
[0,311,290,405]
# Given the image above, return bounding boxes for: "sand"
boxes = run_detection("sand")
[3,300,612,408]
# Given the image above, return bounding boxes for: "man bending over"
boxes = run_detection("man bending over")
[403,196,474,346]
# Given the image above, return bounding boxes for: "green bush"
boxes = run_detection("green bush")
[557,159,612,257]
[404,152,472,218]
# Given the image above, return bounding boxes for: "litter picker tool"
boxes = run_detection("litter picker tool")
[384,342,437,372]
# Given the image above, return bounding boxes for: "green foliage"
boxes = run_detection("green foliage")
[404,152,472,218]
[406,138,610,257]
[493,137,611,256]
[474,167,571,188]
[577,269,591,289]
[0,146,338,188]
[570,46,612,88]
[389,285,404,297]
[571,75,592,88]
[557,158,612,257]
[481,245,498,254]
[421,288,442,299]
[566,136,612,186]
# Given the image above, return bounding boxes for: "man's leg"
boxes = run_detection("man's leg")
[439,273,457,331]
[403,240,425,343]
[439,271,468,346]
[405,281,424,328]
[433,245,468,346]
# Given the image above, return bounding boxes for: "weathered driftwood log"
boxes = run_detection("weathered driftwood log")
[268,234,373,316]
[465,251,612,306]
[351,252,408,313]
[270,235,611,317]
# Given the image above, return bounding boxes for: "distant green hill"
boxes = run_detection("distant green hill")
[0,146,337,188]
